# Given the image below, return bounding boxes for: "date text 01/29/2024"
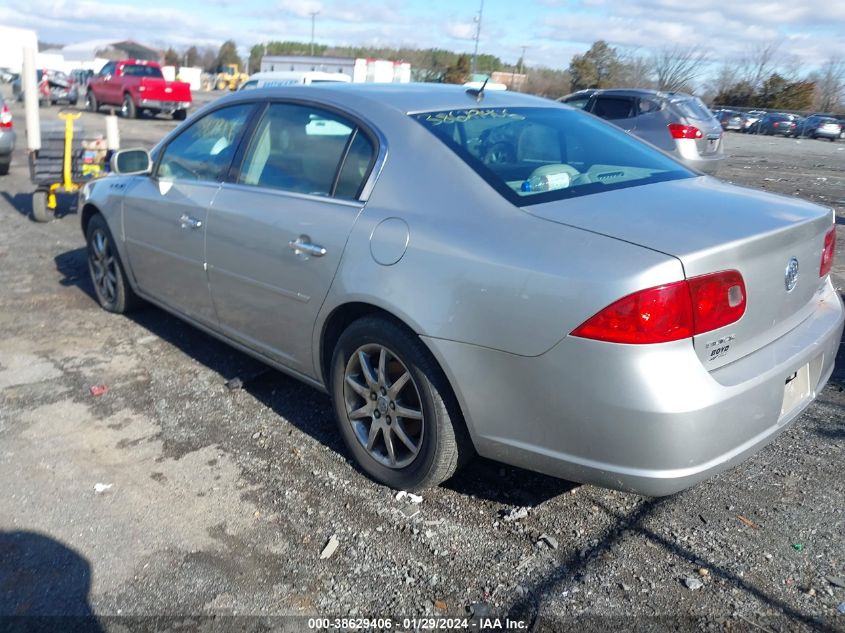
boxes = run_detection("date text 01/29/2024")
[307,617,529,630]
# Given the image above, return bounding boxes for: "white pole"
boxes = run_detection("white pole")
[22,46,40,151]
[105,114,120,150]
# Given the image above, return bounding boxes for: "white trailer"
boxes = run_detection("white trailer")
[0,26,38,75]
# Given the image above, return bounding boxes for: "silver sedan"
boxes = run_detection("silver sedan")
[80,84,843,496]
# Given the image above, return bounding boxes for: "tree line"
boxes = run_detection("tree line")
[161,39,844,112]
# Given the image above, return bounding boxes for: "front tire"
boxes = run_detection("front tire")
[86,214,141,313]
[86,91,98,113]
[121,93,137,119]
[330,316,471,491]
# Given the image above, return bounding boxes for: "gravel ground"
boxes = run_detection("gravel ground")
[0,90,843,633]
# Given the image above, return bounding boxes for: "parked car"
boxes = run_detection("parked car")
[747,113,797,136]
[79,84,843,496]
[70,68,94,92]
[716,109,743,131]
[86,59,192,120]
[559,88,724,174]
[796,115,842,141]
[0,96,15,175]
[12,69,78,106]
[239,71,351,91]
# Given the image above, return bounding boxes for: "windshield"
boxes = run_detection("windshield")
[412,107,694,205]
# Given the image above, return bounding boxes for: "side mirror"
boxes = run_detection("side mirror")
[111,148,152,175]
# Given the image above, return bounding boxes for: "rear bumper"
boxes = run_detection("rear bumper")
[812,130,840,140]
[0,130,15,158]
[424,278,844,496]
[673,138,724,175]
[137,98,191,112]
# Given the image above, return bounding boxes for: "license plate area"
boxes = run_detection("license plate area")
[780,363,811,419]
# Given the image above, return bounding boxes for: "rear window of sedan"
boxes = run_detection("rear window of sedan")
[413,107,693,205]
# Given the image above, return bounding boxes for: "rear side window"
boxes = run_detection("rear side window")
[672,97,713,121]
[239,103,373,198]
[413,107,693,205]
[591,97,635,120]
[638,98,663,114]
[335,131,375,199]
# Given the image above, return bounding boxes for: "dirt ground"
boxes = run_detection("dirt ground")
[0,89,843,633]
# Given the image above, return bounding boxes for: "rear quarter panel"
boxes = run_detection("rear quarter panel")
[315,106,684,360]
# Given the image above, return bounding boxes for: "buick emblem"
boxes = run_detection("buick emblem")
[785,257,799,292]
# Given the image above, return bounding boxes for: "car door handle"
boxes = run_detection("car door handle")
[179,214,202,230]
[288,236,326,258]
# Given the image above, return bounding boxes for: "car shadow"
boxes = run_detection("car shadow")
[502,497,840,633]
[53,246,578,506]
[0,530,103,632]
[0,191,79,220]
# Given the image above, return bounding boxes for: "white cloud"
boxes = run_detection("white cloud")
[277,0,323,19]
[445,22,477,41]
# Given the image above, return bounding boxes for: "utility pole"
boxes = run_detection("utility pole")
[471,0,484,76]
[309,11,320,57]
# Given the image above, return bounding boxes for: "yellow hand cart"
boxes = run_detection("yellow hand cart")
[28,111,96,222]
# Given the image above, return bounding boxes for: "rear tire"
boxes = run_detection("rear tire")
[0,161,9,176]
[31,190,54,222]
[85,214,141,313]
[86,91,98,113]
[330,316,472,491]
[173,109,187,121]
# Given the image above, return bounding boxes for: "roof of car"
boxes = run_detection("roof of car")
[214,82,556,116]
[590,88,695,100]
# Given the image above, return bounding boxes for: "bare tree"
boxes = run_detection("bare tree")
[812,57,845,112]
[738,40,783,91]
[651,45,708,91]
[616,49,655,89]
[704,62,739,103]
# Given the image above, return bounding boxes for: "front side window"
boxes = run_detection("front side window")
[413,107,693,205]
[157,104,253,182]
[239,103,374,198]
[99,62,115,77]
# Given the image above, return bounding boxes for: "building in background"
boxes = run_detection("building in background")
[260,55,411,83]
[38,40,161,74]
[0,26,38,74]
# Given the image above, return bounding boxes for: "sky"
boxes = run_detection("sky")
[4,0,845,73]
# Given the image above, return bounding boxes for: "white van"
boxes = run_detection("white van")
[239,71,351,91]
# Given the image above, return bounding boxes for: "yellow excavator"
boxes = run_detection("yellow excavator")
[214,64,248,91]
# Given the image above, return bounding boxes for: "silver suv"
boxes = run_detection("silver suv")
[560,89,724,174]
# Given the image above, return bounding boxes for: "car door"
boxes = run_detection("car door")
[588,95,637,132]
[122,103,256,325]
[206,101,377,374]
[93,62,118,105]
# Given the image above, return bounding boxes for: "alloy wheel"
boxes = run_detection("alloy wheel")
[343,344,424,469]
[89,228,118,306]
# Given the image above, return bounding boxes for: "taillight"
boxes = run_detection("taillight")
[0,103,11,130]
[571,270,746,345]
[820,226,836,277]
[773,122,779,127]
[667,123,703,139]
[688,270,746,333]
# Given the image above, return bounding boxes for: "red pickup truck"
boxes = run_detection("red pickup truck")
[86,59,192,120]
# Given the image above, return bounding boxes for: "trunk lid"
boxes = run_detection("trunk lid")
[140,78,192,102]
[526,177,833,369]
